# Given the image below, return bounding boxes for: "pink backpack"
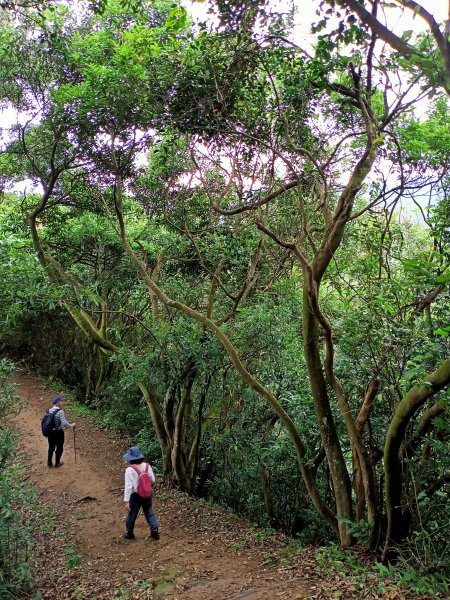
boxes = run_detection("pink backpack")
[130,464,152,498]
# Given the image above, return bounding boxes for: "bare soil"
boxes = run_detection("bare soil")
[9,369,427,600]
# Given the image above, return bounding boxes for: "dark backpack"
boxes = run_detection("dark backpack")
[130,463,152,498]
[41,408,60,437]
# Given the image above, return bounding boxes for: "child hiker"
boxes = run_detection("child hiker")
[123,446,160,541]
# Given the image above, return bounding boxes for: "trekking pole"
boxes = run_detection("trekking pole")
[73,427,77,464]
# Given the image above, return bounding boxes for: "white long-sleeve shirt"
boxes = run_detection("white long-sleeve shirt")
[123,462,156,501]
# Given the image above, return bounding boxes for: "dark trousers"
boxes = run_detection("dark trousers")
[47,429,64,465]
[126,492,158,536]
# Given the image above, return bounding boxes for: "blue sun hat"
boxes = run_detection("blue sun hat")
[52,396,63,404]
[123,446,144,461]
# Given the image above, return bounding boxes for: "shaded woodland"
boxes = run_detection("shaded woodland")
[0,0,449,584]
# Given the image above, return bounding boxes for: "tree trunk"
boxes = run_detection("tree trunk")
[138,382,172,476]
[382,357,450,561]
[171,370,196,492]
[303,293,354,546]
[259,461,283,530]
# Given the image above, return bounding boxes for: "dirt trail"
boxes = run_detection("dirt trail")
[10,370,312,600]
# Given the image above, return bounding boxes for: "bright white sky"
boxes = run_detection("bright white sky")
[185,0,448,48]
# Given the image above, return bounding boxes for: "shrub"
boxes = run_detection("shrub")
[0,359,35,598]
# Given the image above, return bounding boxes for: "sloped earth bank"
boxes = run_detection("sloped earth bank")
[10,370,426,600]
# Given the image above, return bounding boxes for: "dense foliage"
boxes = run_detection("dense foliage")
[0,0,449,583]
[0,360,33,598]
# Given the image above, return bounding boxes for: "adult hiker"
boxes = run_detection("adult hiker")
[46,396,76,468]
[123,446,160,541]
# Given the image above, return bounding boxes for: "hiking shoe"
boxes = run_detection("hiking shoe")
[150,529,160,540]
[55,461,64,468]
[47,462,53,468]
[123,533,136,541]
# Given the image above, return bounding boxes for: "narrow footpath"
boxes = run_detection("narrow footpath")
[11,370,315,600]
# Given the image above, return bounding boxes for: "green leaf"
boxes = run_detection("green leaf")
[336,515,353,524]
[435,273,450,283]
[434,329,449,337]
[433,417,448,430]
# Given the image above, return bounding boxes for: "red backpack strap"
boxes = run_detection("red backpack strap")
[130,464,149,475]
[130,464,149,476]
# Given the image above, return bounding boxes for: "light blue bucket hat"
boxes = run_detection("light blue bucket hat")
[123,446,144,461]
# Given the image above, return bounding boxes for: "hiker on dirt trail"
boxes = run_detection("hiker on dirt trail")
[47,396,76,468]
[123,446,160,541]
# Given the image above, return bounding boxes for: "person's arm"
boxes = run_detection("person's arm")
[57,409,75,429]
[124,467,134,510]
[148,464,156,484]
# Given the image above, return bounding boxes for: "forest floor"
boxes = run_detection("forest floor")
[9,369,433,600]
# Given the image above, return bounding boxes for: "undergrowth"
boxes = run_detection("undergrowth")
[0,359,62,600]
[314,543,449,598]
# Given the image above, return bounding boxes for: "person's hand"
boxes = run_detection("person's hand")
[125,502,130,512]
[72,422,76,428]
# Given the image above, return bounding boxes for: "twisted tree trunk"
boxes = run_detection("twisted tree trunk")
[382,358,450,561]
